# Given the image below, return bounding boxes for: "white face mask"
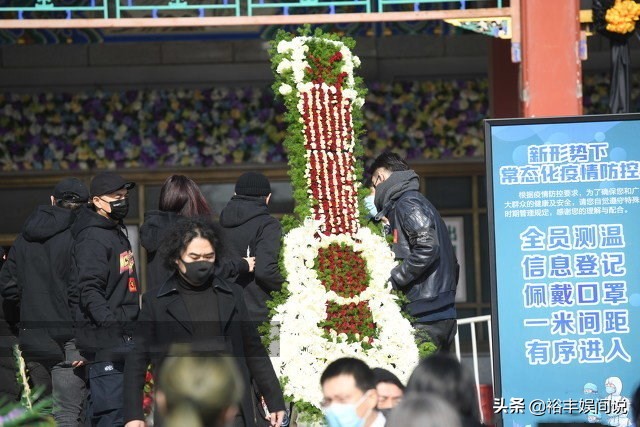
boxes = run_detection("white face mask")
[323,392,372,427]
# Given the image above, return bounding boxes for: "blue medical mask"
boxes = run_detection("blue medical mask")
[605,385,616,395]
[324,392,371,427]
[364,195,377,218]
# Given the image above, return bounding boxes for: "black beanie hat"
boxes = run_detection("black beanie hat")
[235,172,271,197]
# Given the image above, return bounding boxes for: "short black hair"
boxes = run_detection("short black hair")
[370,152,409,174]
[372,367,405,391]
[320,357,375,392]
[160,217,221,272]
[406,354,479,420]
[56,199,86,210]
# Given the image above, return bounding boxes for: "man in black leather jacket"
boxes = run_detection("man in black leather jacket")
[371,152,459,352]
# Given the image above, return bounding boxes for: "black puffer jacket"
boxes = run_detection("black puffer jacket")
[140,210,179,290]
[0,246,20,402]
[0,206,78,362]
[70,207,140,358]
[376,172,459,321]
[219,196,284,323]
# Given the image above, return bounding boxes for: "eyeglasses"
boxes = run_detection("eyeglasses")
[373,174,383,188]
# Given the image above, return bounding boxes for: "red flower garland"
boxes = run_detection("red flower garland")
[143,366,154,418]
[315,243,369,298]
[320,301,377,346]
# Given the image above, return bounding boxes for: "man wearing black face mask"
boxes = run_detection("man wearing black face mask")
[70,171,140,427]
[1,178,90,426]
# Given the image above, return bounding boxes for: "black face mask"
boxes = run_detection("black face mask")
[102,197,129,221]
[379,408,393,419]
[179,260,214,286]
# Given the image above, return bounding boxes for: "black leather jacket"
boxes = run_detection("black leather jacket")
[384,190,459,320]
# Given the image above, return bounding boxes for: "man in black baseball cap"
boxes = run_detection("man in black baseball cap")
[89,172,135,222]
[90,172,135,198]
[52,177,90,205]
[70,171,139,426]
[0,177,90,425]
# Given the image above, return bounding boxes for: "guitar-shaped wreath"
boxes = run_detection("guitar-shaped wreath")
[268,27,419,422]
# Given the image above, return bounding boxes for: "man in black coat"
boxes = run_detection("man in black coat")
[70,172,140,426]
[219,172,285,325]
[123,218,286,427]
[371,152,459,352]
[0,178,89,425]
[0,246,21,403]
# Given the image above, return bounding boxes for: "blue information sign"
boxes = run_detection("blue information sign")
[486,114,640,427]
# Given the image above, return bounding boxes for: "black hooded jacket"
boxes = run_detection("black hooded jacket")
[139,210,179,290]
[0,205,78,362]
[0,247,21,402]
[70,207,140,357]
[219,196,284,323]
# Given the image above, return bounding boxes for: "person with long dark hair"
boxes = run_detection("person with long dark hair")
[141,175,214,291]
[123,218,285,427]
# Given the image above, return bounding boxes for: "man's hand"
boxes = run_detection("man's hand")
[71,360,85,368]
[244,257,256,272]
[124,421,145,427]
[268,410,285,427]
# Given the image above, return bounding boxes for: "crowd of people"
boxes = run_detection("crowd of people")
[4,152,630,427]
[0,169,288,427]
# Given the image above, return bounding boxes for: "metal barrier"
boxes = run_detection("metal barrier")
[0,0,506,20]
[454,314,493,424]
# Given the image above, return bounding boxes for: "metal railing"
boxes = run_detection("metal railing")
[454,314,493,424]
[116,0,240,19]
[0,0,506,20]
[0,0,109,19]
[378,0,502,13]
[248,0,371,17]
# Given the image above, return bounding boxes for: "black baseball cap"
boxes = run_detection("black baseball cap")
[90,172,135,197]
[53,178,89,203]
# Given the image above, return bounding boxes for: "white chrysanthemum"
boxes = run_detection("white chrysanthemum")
[279,84,292,95]
[296,82,314,93]
[277,59,293,74]
[342,88,358,100]
[277,40,292,54]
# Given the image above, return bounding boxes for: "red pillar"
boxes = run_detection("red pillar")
[520,0,582,117]
[489,38,520,118]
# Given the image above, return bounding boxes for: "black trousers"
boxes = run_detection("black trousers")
[86,361,125,427]
[414,318,458,353]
